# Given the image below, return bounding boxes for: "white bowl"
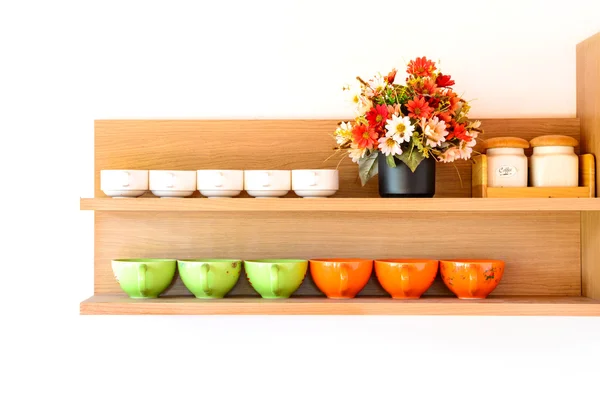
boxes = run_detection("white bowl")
[150,170,196,198]
[197,170,244,198]
[292,169,339,198]
[244,170,291,198]
[101,170,148,198]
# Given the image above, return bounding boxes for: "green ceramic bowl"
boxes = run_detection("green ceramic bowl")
[177,259,242,299]
[111,259,176,299]
[244,259,308,299]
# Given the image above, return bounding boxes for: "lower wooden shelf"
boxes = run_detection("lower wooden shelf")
[80,295,600,316]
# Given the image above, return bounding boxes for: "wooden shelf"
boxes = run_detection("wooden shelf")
[78,33,600,317]
[80,197,600,212]
[80,295,600,316]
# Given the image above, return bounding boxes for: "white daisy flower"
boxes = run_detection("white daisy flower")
[348,144,367,163]
[348,84,361,105]
[335,121,353,145]
[458,142,473,160]
[356,95,372,115]
[378,135,403,157]
[420,117,448,147]
[368,73,386,93]
[438,148,460,163]
[346,84,372,115]
[385,115,414,143]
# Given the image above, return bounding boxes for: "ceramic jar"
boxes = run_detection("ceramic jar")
[529,135,579,187]
[483,137,529,187]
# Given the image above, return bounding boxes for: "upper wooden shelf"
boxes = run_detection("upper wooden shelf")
[80,197,600,212]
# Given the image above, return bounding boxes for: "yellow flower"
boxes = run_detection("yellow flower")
[335,121,353,145]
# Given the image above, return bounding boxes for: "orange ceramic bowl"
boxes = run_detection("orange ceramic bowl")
[309,259,373,299]
[374,259,438,299]
[440,259,505,299]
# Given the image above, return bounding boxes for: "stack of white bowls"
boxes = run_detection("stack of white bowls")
[291,169,339,198]
[149,170,197,198]
[244,170,291,198]
[100,170,149,198]
[100,169,340,198]
[197,170,244,198]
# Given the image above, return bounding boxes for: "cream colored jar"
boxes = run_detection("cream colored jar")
[483,137,530,187]
[529,135,579,187]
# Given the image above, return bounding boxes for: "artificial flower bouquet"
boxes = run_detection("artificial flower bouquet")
[333,57,482,185]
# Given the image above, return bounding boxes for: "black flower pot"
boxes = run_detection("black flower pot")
[377,155,436,198]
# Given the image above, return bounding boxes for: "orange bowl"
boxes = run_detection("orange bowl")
[439,259,505,299]
[374,259,438,299]
[309,258,373,299]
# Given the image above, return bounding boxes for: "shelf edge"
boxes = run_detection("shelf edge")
[79,197,600,212]
[80,296,600,316]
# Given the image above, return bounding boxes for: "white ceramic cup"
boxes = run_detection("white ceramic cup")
[197,170,244,198]
[244,170,291,198]
[101,170,149,198]
[292,169,339,198]
[149,170,197,198]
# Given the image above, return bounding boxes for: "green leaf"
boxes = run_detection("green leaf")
[396,148,425,172]
[412,133,425,154]
[386,155,396,168]
[358,151,379,186]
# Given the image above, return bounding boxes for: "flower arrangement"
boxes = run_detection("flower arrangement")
[333,57,482,185]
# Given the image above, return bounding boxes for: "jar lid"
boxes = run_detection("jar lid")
[483,137,530,150]
[530,135,578,148]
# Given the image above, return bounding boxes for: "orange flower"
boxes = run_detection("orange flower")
[366,104,389,129]
[406,96,434,119]
[427,96,441,109]
[387,104,402,115]
[447,122,470,141]
[436,74,455,87]
[446,91,461,113]
[449,96,460,113]
[407,57,436,77]
[415,79,438,96]
[437,111,453,123]
[352,124,379,149]
[385,68,397,84]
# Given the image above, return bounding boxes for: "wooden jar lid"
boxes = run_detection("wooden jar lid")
[530,135,579,148]
[483,137,530,150]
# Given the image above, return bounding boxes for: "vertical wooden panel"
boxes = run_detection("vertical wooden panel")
[581,154,596,197]
[471,155,487,198]
[577,32,600,299]
[582,211,600,299]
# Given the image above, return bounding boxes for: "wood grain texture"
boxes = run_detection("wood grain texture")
[80,295,600,316]
[94,119,580,199]
[94,211,581,297]
[80,197,600,211]
[485,187,592,198]
[471,155,487,198]
[581,154,596,197]
[577,32,600,300]
[582,211,600,299]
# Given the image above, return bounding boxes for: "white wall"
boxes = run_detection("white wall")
[2,1,600,399]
